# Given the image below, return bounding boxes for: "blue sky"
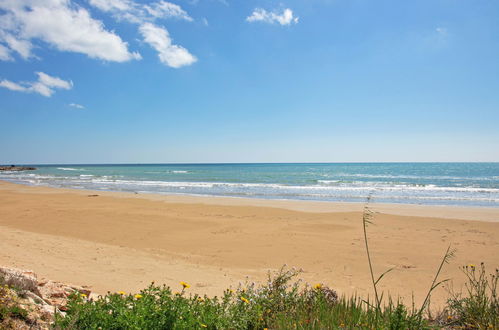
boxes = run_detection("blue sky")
[0,0,498,164]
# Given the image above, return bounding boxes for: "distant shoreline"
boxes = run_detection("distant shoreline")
[0,166,36,171]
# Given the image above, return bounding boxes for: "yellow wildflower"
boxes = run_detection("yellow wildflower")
[134,294,143,299]
[314,283,323,290]
[197,297,204,302]
[180,281,190,289]
[469,264,476,268]
[117,291,126,295]
[240,296,249,304]
[201,324,207,328]
[80,293,87,298]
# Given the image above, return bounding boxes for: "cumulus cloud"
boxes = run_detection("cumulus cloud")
[0,0,141,62]
[139,22,196,68]
[69,103,85,109]
[88,0,196,68]
[89,0,192,23]
[246,8,298,26]
[0,72,73,97]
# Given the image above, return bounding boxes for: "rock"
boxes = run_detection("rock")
[0,165,37,171]
[0,267,41,296]
[1,266,91,326]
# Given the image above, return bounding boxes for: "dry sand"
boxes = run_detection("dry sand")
[0,180,498,307]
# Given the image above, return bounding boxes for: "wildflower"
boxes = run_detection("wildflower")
[117,291,126,295]
[314,283,323,290]
[134,294,143,299]
[201,324,207,328]
[469,264,476,268]
[197,297,204,302]
[240,296,249,304]
[180,281,190,289]
[80,293,87,298]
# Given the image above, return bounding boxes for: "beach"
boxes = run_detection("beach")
[0,180,498,308]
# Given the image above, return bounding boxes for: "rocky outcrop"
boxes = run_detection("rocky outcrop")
[0,267,95,329]
[0,166,37,171]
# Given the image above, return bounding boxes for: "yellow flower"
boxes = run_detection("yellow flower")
[469,264,476,268]
[197,297,204,302]
[180,281,190,289]
[240,296,250,304]
[80,293,87,298]
[314,283,323,290]
[134,294,142,299]
[201,324,207,328]
[117,291,126,295]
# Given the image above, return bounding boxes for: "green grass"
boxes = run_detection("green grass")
[53,262,498,329]
[55,267,432,329]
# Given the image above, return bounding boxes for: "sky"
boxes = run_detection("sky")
[0,0,498,164]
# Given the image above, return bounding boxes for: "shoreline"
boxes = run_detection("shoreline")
[1,179,498,222]
[1,180,498,308]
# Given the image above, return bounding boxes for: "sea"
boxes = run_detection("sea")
[1,163,498,207]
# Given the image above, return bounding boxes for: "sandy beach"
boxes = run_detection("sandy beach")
[0,180,497,308]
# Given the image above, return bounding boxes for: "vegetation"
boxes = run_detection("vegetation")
[54,263,498,329]
[0,274,29,327]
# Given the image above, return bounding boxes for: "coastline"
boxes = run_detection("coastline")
[2,179,498,222]
[1,180,498,308]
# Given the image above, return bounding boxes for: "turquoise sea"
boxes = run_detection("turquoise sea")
[1,163,498,207]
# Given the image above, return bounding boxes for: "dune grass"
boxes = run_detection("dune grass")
[53,263,497,329]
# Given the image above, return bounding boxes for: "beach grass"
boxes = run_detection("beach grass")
[53,263,498,329]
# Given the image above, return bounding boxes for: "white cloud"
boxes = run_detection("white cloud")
[87,0,196,68]
[144,1,193,21]
[88,0,193,23]
[88,0,134,12]
[0,43,13,61]
[0,0,140,62]
[139,22,196,68]
[246,8,298,26]
[69,103,85,109]
[0,71,73,97]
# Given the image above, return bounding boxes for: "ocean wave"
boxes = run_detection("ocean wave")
[324,173,495,181]
[57,167,84,171]
[2,172,499,205]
